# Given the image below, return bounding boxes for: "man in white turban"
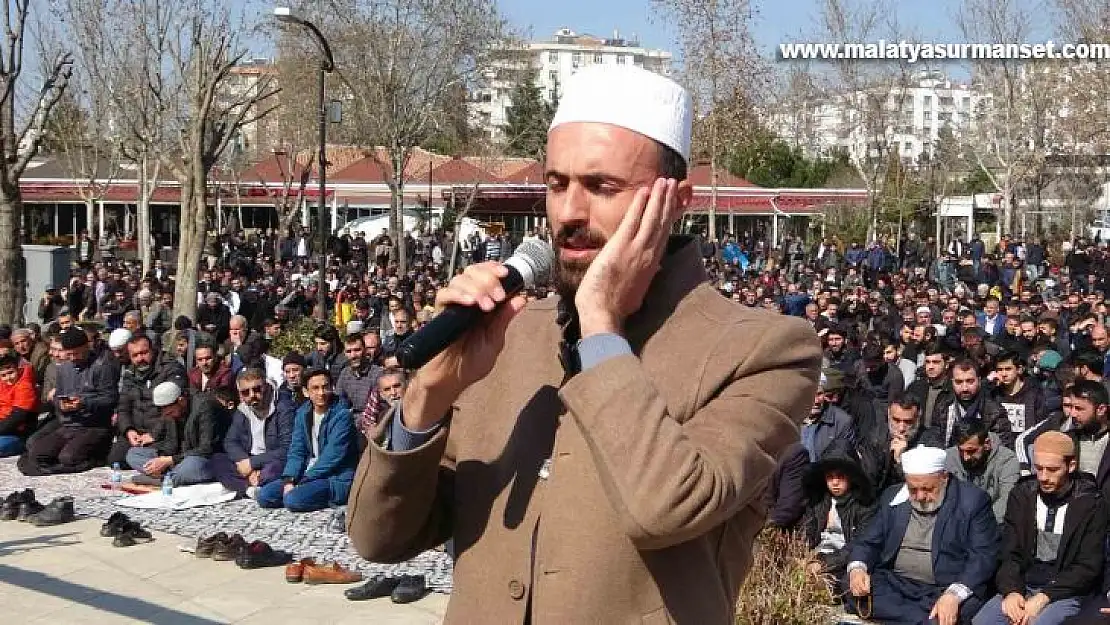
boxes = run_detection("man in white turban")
[347,63,822,623]
[845,446,999,625]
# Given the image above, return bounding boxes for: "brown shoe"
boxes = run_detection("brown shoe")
[303,561,363,585]
[285,557,314,583]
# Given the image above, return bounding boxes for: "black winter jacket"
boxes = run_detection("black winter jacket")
[995,474,1107,602]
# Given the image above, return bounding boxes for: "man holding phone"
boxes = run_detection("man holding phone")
[25,327,119,474]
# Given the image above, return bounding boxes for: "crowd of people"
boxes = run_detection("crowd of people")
[748,232,1110,624]
[4,215,1110,622]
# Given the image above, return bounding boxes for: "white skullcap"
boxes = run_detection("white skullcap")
[108,328,132,350]
[549,64,693,163]
[915,306,931,315]
[900,446,947,476]
[346,320,364,335]
[152,381,182,407]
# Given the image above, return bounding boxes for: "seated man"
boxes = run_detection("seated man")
[109,334,187,468]
[800,440,876,587]
[859,396,931,493]
[257,367,358,512]
[974,432,1106,625]
[125,382,227,487]
[846,446,999,625]
[944,419,1020,526]
[0,353,38,457]
[26,327,119,474]
[208,368,294,498]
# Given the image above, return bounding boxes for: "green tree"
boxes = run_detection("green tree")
[501,70,554,159]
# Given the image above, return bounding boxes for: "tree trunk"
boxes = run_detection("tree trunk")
[84,199,95,241]
[0,180,27,325]
[390,154,408,274]
[173,172,207,322]
[1002,187,1014,237]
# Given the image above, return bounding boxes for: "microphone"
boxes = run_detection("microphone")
[395,238,555,370]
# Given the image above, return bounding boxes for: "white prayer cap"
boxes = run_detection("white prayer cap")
[346,320,364,336]
[549,64,693,163]
[152,381,182,407]
[900,446,947,476]
[108,328,132,350]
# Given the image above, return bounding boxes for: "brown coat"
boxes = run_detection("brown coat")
[347,239,822,624]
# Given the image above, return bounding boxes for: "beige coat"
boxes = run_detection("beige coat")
[348,238,822,624]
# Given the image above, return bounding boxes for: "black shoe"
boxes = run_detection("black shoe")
[17,500,44,522]
[390,575,427,604]
[29,496,75,527]
[100,512,130,537]
[113,521,153,547]
[0,492,20,520]
[235,541,292,569]
[345,575,401,601]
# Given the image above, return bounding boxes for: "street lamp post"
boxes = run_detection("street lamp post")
[274,7,335,322]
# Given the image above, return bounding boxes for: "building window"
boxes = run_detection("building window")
[962,97,971,109]
[549,70,557,82]
[903,142,913,152]
[616,55,626,65]
[549,52,558,63]
[923,111,931,121]
[939,96,954,106]
[594,53,603,63]
[922,95,932,107]
[572,52,581,67]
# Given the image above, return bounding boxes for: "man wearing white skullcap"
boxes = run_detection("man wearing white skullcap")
[348,63,822,624]
[845,445,998,625]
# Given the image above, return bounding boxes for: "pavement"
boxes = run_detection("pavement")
[0,517,449,624]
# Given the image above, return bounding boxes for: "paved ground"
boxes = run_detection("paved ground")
[0,518,449,624]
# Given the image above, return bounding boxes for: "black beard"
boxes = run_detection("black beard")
[553,258,590,302]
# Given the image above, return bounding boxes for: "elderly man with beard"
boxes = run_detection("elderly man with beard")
[944,419,1019,525]
[109,334,187,468]
[973,432,1105,625]
[846,446,999,625]
[347,64,821,623]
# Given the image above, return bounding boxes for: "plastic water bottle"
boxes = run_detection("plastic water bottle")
[110,463,122,493]
[162,473,173,497]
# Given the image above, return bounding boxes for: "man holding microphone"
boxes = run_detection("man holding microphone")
[347,64,821,623]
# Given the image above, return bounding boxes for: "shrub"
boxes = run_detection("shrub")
[735,529,836,625]
[270,318,321,358]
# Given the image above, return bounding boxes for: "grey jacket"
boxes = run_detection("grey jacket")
[944,432,1020,523]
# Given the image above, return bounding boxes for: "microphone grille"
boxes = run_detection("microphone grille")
[510,238,555,287]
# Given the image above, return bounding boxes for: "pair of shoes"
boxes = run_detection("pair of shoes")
[289,560,362,585]
[2,489,36,521]
[212,534,248,561]
[285,558,315,583]
[235,541,292,569]
[344,574,426,603]
[28,496,74,526]
[100,512,131,537]
[195,532,228,558]
[244,486,259,501]
[112,521,153,547]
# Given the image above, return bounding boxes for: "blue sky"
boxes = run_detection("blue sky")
[497,0,968,58]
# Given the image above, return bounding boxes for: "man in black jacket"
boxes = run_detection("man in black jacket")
[764,442,810,531]
[859,396,930,492]
[925,358,1015,449]
[973,432,1105,625]
[24,328,119,474]
[125,382,228,487]
[107,335,187,468]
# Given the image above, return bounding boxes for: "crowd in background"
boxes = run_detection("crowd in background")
[5,218,1110,621]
